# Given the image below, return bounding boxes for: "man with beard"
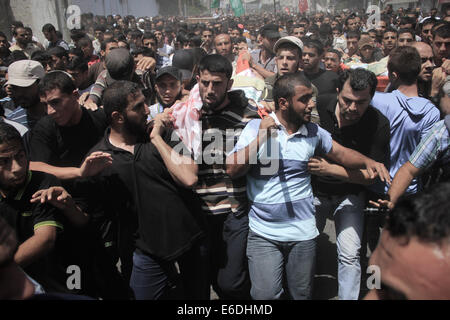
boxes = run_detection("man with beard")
[311,68,390,300]
[9,27,40,59]
[382,27,398,57]
[148,66,183,121]
[412,42,435,100]
[6,60,47,129]
[194,54,260,299]
[78,81,206,299]
[431,23,450,68]
[226,73,389,300]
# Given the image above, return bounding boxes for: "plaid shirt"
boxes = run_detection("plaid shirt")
[409,119,450,170]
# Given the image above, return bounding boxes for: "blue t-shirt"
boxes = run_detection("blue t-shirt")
[371,90,440,194]
[231,113,333,242]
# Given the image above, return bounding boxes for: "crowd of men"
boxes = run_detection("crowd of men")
[0,4,449,300]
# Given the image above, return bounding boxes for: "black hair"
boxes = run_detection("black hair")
[388,46,421,85]
[303,39,324,56]
[65,56,88,73]
[39,71,76,96]
[100,38,118,51]
[273,73,312,110]
[94,25,106,33]
[338,68,378,97]
[77,37,93,49]
[132,47,154,59]
[326,48,342,61]
[31,51,50,68]
[0,122,23,147]
[103,80,141,124]
[42,23,56,33]
[346,30,361,40]
[398,28,415,38]
[47,46,68,59]
[434,23,450,40]
[383,26,398,36]
[198,54,232,79]
[68,47,84,59]
[386,182,450,245]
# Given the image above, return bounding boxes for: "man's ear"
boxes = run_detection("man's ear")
[111,111,124,124]
[227,78,234,91]
[278,97,288,111]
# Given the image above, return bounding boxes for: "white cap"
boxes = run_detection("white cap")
[273,36,304,54]
[7,60,45,87]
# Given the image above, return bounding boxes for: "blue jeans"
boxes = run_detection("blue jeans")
[130,242,209,300]
[246,230,316,300]
[314,193,365,300]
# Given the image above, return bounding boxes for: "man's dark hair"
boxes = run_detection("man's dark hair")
[383,26,398,36]
[386,182,450,245]
[273,73,312,110]
[31,50,50,65]
[100,38,118,51]
[198,54,232,79]
[11,21,24,28]
[434,23,450,40]
[332,25,343,34]
[132,47,155,59]
[47,46,68,59]
[338,68,378,97]
[70,29,87,43]
[344,14,356,27]
[129,29,143,40]
[94,25,106,33]
[65,56,88,73]
[388,46,421,85]
[103,81,141,124]
[143,32,157,43]
[68,47,84,59]
[326,48,342,61]
[346,30,361,40]
[400,16,416,27]
[422,17,437,29]
[42,23,56,33]
[0,122,23,147]
[303,39,324,56]
[39,71,76,96]
[398,28,415,38]
[77,37,92,49]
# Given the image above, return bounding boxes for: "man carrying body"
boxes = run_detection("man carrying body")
[311,69,390,300]
[225,73,389,300]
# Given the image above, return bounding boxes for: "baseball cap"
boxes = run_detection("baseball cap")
[6,60,45,87]
[274,36,304,53]
[358,37,374,50]
[139,18,145,23]
[172,49,195,81]
[105,48,135,80]
[155,66,182,82]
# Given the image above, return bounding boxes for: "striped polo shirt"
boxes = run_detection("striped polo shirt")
[194,90,260,216]
[232,113,333,241]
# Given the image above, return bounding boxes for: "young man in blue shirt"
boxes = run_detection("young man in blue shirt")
[226,73,390,300]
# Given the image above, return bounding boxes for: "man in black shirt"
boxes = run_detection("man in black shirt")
[309,68,390,300]
[80,81,207,300]
[0,122,66,292]
[29,71,110,180]
[302,39,339,96]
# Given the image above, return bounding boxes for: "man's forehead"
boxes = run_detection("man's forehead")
[199,70,227,81]
[0,141,23,155]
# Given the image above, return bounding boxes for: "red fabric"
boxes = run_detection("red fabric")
[298,0,308,14]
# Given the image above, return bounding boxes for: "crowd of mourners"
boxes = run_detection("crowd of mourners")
[0,3,449,300]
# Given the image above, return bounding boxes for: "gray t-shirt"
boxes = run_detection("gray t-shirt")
[250,49,277,73]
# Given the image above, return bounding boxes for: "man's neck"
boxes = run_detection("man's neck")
[108,127,138,153]
[304,65,320,75]
[275,110,301,135]
[260,48,274,63]
[397,82,419,97]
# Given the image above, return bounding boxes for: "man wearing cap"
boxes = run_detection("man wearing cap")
[6,60,47,129]
[148,66,183,121]
[242,24,281,79]
[358,38,382,64]
[264,36,303,101]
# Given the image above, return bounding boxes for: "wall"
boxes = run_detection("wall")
[70,0,159,18]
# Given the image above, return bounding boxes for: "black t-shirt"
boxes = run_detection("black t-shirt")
[302,69,339,96]
[313,93,391,196]
[29,107,108,167]
[76,128,205,267]
[0,171,65,290]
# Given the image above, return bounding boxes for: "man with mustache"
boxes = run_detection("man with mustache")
[412,41,436,100]
[311,68,390,300]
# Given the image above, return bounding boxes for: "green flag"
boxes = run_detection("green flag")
[230,0,244,17]
[211,0,220,8]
